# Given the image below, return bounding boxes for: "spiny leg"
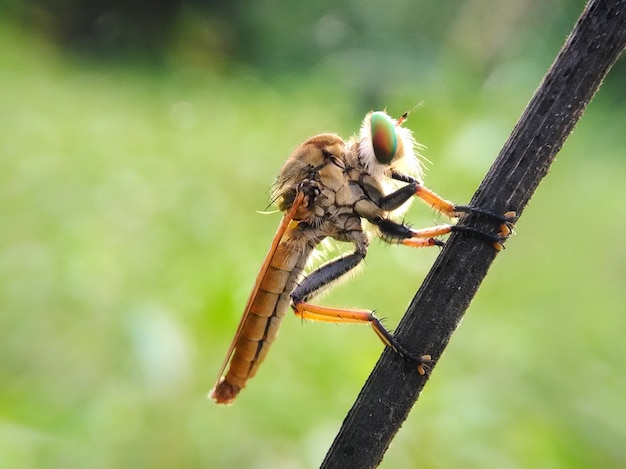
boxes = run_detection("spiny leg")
[376,218,451,248]
[376,215,514,252]
[390,171,516,222]
[293,302,431,375]
[414,186,517,244]
[387,173,517,248]
[401,224,451,248]
[289,243,431,373]
[357,178,514,248]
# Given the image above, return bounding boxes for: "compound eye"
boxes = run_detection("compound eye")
[370,111,398,165]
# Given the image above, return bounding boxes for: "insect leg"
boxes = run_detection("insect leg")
[291,301,431,374]
[388,173,516,249]
[390,171,516,223]
[291,250,365,305]
[376,217,511,249]
[375,217,448,247]
[413,183,517,237]
[377,182,417,211]
[290,243,431,371]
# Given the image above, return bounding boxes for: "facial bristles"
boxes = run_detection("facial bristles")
[356,111,424,184]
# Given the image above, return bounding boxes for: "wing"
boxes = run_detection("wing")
[212,191,306,387]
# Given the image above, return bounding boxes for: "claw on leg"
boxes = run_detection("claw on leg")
[493,211,517,251]
[416,354,433,376]
[400,224,451,248]
[293,301,432,375]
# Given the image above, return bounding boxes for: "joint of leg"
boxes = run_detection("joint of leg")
[401,237,445,248]
[450,223,514,251]
[290,297,304,314]
[414,186,456,215]
[454,205,518,224]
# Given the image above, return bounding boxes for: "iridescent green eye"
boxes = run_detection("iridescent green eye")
[370,111,398,164]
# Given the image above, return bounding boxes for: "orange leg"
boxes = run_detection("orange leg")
[390,172,516,229]
[412,185,517,250]
[493,210,517,250]
[292,301,432,374]
[414,186,457,217]
[415,184,517,225]
[401,224,453,248]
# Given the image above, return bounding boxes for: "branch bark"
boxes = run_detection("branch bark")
[321,1,626,467]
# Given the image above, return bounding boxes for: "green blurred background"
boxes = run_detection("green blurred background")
[1,1,625,467]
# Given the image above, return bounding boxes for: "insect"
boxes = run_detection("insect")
[210,111,513,404]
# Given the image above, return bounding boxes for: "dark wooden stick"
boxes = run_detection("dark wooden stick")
[320,1,626,468]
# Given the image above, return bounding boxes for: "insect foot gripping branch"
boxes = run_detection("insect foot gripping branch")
[210,110,514,404]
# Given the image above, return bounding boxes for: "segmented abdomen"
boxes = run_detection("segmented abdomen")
[211,234,313,403]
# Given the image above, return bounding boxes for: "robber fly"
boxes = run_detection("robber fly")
[210,111,513,404]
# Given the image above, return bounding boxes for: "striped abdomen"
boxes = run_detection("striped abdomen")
[210,232,313,403]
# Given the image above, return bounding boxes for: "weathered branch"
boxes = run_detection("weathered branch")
[320,1,626,468]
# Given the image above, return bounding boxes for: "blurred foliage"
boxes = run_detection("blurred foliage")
[3,0,625,105]
[0,1,625,468]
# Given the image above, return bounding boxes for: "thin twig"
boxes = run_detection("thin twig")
[320,1,626,467]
